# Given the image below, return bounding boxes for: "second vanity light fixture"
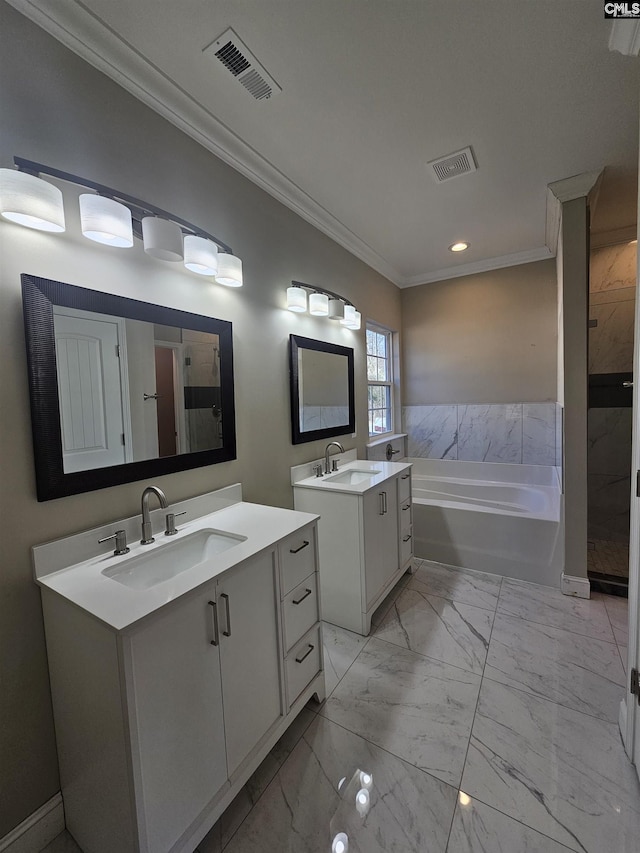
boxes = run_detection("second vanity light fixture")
[0,157,243,287]
[286,280,361,330]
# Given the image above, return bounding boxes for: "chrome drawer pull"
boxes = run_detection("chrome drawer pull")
[379,493,385,515]
[292,588,313,605]
[401,473,410,480]
[289,540,310,554]
[402,503,411,511]
[295,644,315,664]
[403,534,412,542]
[208,600,219,647]
[220,593,231,637]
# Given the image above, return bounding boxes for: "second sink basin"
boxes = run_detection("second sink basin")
[102,528,247,590]
[324,468,381,485]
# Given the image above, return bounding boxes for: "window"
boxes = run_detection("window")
[366,324,393,436]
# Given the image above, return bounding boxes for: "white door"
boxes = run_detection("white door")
[363,478,399,608]
[128,583,228,853]
[217,550,282,777]
[54,311,126,472]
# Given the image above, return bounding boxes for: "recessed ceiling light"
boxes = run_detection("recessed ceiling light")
[449,241,469,252]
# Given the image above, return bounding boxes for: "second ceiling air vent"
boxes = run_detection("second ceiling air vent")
[204,27,281,100]
[427,146,477,183]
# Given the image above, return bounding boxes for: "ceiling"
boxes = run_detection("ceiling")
[9,0,640,286]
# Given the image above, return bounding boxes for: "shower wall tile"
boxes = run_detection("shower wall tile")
[402,405,458,459]
[590,242,637,293]
[457,404,523,464]
[301,406,321,432]
[588,408,632,476]
[588,473,632,542]
[589,298,635,374]
[522,403,556,466]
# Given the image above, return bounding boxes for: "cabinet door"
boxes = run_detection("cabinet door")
[218,550,282,776]
[128,583,227,853]
[363,478,399,607]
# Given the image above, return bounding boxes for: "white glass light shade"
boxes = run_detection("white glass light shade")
[0,168,65,232]
[183,235,219,276]
[216,253,243,287]
[328,298,345,320]
[350,311,362,330]
[79,194,133,247]
[286,286,307,313]
[309,292,329,316]
[142,216,184,261]
[340,304,357,326]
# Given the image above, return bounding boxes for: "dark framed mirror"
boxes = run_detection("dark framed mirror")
[289,334,355,445]
[22,274,236,501]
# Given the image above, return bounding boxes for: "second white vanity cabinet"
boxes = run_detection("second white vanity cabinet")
[35,492,324,853]
[293,460,413,635]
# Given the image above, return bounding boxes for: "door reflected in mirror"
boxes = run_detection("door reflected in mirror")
[53,306,223,473]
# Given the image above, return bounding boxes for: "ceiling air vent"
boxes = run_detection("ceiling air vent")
[427,146,477,183]
[204,27,281,100]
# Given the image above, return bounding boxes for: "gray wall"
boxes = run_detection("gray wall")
[0,4,401,835]
[401,260,558,405]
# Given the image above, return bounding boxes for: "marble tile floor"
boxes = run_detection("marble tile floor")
[43,560,636,853]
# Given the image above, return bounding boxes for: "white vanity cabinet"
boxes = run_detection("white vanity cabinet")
[294,462,413,635]
[36,499,324,853]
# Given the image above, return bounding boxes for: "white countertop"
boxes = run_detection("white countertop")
[36,501,319,633]
[293,458,412,495]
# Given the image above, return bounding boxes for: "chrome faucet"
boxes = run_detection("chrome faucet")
[324,441,345,474]
[140,485,168,544]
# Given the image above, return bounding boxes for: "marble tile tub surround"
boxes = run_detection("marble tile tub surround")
[403,402,561,465]
[47,561,633,853]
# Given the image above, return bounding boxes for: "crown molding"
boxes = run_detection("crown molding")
[609,19,640,55]
[591,224,638,248]
[5,0,402,286]
[398,246,553,288]
[547,170,603,204]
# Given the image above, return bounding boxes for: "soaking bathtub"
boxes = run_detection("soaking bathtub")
[409,458,563,586]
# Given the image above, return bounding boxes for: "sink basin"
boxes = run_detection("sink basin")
[102,529,247,590]
[324,468,381,485]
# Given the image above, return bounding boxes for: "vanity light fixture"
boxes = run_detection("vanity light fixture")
[1,157,241,284]
[142,216,184,262]
[309,292,329,316]
[286,285,307,312]
[79,193,133,247]
[0,167,65,232]
[449,241,469,252]
[183,234,219,276]
[285,280,361,331]
[216,253,243,287]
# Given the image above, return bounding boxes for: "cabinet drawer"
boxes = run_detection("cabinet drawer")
[398,470,412,502]
[280,525,316,595]
[399,496,412,527]
[283,573,319,651]
[286,626,322,704]
[400,528,413,566]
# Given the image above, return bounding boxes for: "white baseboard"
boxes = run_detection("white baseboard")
[561,572,591,599]
[0,794,64,853]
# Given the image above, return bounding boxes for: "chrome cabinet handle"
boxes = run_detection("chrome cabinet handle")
[220,593,231,637]
[402,503,411,511]
[401,473,410,480]
[383,491,388,514]
[208,600,219,646]
[295,644,314,664]
[292,588,312,605]
[379,493,385,515]
[289,540,309,554]
[403,534,412,542]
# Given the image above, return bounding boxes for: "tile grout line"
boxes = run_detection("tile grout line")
[365,632,485,679]
[601,595,630,674]
[444,575,504,853]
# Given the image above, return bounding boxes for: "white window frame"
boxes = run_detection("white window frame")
[366,322,394,438]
